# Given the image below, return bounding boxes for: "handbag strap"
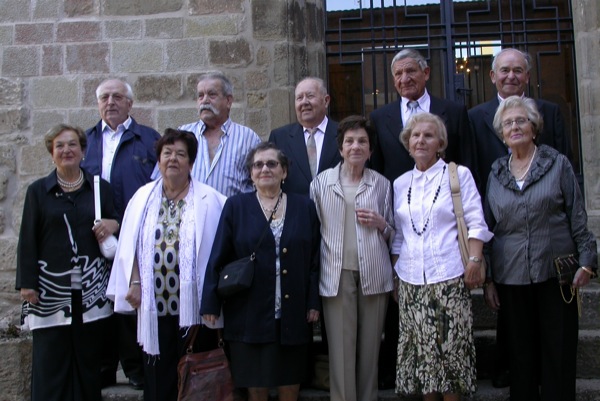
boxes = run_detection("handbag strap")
[448,162,465,220]
[250,191,283,257]
[185,326,225,354]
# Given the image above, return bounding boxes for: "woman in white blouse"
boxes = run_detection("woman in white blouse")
[391,113,493,401]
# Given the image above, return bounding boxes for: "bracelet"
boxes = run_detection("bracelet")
[130,280,141,286]
[581,266,594,276]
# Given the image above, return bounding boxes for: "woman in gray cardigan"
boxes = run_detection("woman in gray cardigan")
[484,96,597,401]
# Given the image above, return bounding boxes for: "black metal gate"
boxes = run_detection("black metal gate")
[325,0,580,172]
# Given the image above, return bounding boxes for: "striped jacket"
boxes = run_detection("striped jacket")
[310,164,395,296]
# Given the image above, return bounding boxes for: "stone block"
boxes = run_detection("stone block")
[273,43,307,87]
[15,23,54,45]
[252,0,287,39]
[185,74,203,100]
[2,46,39,77]
[0,147,16,173]
[57,21,101,42]
[105,20,142,40]
[165,39,208,71]
[112,41,163,73]
[0,337,32,401]
[0,107,28,134]
[269,88,294,129]
[31,77,79,109]
[0,26,13,46]
[0,236,16,267]
[256,46,271,67]
[229,105,244,129]
[245,109,269,140]
[0,0,29,22]
[129,107,155,129]
[65,43,109,74]
[33,0,59,20]
[247,91,267,109]
[156,107,198,133]
[189,0,243,15]
[134,75,182,104]
[31,110,68,138]
[209,38,252,67]
[184,15,241,37]
[67,108,100,133]
[246,70,269,91]
[64,0,95,17]
[20,139,52,176]
[41,45,64,76]
[104,0,183,16]
[0,78,23,106]
[145,18,183,39]
[572,0,599,33]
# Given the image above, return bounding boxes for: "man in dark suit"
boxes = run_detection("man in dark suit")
[370,48,475,184]
[269,77,341,196]
[369,48,474,389]
[469,48,572,196]
[469,48,572,389]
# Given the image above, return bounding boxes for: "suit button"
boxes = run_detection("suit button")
[284,294,290,299]
[282,269,288,274]
[282,248,288,254]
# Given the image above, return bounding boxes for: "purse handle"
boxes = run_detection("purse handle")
[185,326,225,354]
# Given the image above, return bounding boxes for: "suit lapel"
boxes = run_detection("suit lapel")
[384,99,403,144]
[318,122,340,173]
[288,124,314,183]
[484,99,506,149]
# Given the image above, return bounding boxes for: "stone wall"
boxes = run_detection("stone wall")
[0,0,326,323]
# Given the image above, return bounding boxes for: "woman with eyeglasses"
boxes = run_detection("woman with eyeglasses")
[202,142,321,401]
[484,96,597,401]
[309,115,395,401]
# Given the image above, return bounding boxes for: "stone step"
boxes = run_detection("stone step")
[470,281,600,330]
[101,378,600,401]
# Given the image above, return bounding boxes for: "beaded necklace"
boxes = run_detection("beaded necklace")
[256,190,283,220]
[407,165,446,236]
[509,145,537,182]
[163,180,190,210]
[57,169,84,190]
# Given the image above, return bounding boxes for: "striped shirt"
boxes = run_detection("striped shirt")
[310,165,395,297]
[179,118,261,198]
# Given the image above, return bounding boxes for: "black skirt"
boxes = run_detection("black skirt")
[228,322,308,388]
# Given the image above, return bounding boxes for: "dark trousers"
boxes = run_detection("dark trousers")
[143,316,219,401]
[31,290,104,401]
[496,280,578,401]
[378,296,399,386]
[100,312,144,382]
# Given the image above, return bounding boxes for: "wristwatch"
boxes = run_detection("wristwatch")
[468,256,482,264]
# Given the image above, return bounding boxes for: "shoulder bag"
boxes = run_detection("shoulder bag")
[448,162,486,283]
[217,192,282,298]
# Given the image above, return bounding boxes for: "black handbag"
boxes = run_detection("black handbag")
[554,254,578,286]
[216,193,282,298]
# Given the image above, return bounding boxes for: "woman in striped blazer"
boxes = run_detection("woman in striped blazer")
[310,115,395,401]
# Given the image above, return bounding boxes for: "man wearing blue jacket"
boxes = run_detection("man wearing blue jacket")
[82,78,160,390]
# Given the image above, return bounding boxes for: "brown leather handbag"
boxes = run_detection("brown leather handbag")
[177,326,234,401]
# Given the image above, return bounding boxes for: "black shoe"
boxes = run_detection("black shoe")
[101,373,116,389]
[128,376,144,390]
[492,369,510,388]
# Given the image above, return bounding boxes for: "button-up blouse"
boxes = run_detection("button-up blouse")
[391,159,493,285]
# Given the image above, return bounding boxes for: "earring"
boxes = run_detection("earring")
[281,179,285,185]
[436,152,441,158]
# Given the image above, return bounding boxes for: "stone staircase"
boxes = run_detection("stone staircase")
[102,282,600,401]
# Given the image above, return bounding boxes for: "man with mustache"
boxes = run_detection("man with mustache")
[83,78,161,390]
[178,72,261,197]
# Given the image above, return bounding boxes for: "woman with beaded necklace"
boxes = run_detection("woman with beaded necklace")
[202,142,320,401]
[16,123,119,401]
[391,112,492,401]
[107,128,226,401]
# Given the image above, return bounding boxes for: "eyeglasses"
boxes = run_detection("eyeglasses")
[502,118,530,129]
[252,160,280,170]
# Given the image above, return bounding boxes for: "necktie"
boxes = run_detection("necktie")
[407,100,419,120]
[307,128,318,178]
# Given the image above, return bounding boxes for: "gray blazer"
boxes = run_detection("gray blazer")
[484,145,597,284]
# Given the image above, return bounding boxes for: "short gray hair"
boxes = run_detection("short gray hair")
[399,112,447,159]
[96,79,133,100]
[198,72,233,97]
[390,49,428,73]
[492,96,543,143]
[491,48,532,73]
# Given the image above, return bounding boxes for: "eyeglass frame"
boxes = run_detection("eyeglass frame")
[501,117,530,129]
[251,160,280,170]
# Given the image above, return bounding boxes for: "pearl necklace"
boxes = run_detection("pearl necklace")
[407,165,446,236]
[509,146,537,181]
[57,169,84,190]
[163,181,190,210]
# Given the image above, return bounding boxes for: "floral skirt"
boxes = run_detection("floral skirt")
[396,276,477,396]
